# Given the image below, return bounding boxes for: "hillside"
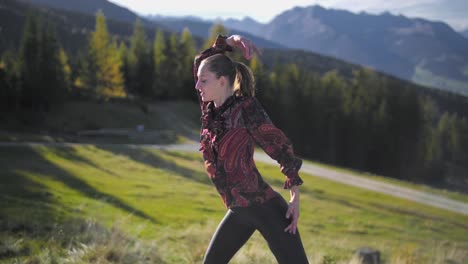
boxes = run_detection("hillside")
[259,48,468,119]
[0,0,165,56]
[0,99,201,144]
[1,144,467,263]
[18,0,157,27]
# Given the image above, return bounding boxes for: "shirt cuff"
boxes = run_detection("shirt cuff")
[213,34,233,52]
[283,173,304,189]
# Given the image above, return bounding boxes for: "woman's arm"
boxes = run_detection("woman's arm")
[225,35,262,60]
[241,97,303,234]
[241,97,304,189]
[285,185,300,235]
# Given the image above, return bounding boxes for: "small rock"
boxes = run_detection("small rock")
[356,247,380,264]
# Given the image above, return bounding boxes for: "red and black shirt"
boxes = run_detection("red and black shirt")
[194,35,304,208]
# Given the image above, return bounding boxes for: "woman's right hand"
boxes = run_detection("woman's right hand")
[226,35,262,60]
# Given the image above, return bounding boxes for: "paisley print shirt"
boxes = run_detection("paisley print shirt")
[194,35,304,208]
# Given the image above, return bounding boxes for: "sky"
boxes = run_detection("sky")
[108,0,468,31]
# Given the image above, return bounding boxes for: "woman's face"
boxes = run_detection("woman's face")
[196,62,224,102]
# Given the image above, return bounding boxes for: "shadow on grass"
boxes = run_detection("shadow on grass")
[0,147,74,260]
[0,170,57,235]
[95,145,212,186]
[0,146,158,225]
[46,146,124,179]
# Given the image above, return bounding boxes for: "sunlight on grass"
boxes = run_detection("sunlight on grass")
[0,145,467,263]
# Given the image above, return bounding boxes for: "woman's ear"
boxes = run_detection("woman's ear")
[219,75,227,88]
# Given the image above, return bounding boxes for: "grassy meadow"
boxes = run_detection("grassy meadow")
[1,144,467,264]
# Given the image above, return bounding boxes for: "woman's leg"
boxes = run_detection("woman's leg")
[203,209,255,264]
[254,196,309,264]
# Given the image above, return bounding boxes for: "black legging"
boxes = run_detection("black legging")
[203,195,309,264]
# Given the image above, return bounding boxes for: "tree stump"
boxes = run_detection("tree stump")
[356,247,380,264]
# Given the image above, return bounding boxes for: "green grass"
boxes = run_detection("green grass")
[1,145,467,263]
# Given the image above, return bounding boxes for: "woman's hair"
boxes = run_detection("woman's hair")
[202,54,255,97]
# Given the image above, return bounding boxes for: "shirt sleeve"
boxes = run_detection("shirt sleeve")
[193,35,233,112]
[241,97,304,189]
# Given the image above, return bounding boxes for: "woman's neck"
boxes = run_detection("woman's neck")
[213,89,233,108]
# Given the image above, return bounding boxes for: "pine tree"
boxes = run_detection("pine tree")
[128,18,153,97]
[18,13,42,109]
[39,23,68,107]
[456,117,468,166]
[118,42,130,96]
[153,29,167,98]
[164,33,183,98]
[249,54,263,74]
[17,13,68,110]
[73,50,89,91]
[249,54,268,101]
[179,28,196,99]
[86,10,125,98]
[0,51,20,111]
[0,59,8,110]
[59,48,71,93]
[87,10,108,92]
[419,97,442,179]
[103,39,125,97]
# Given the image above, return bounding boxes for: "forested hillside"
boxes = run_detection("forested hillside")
[0,0,170,56]
[1,0,467,191]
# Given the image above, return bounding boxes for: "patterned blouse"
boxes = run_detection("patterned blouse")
[193,35,304,208]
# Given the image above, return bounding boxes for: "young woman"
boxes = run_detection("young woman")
[194,34,309,264]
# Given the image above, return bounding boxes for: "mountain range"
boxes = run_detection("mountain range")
[221,6,468,96]
[16,0,283,50]
[150,10,468,96]
[146,16,284,49]
[4,0,468,97]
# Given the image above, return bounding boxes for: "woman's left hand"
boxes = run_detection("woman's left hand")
[284,185,300,235]
[226,35,262,60]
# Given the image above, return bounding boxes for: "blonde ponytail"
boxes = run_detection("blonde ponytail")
[233,62,255,97]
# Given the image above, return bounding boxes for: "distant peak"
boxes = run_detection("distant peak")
[285,4,340,15]
[381,11,392,16]
[309,4,325,10]
[242,16,257,22]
